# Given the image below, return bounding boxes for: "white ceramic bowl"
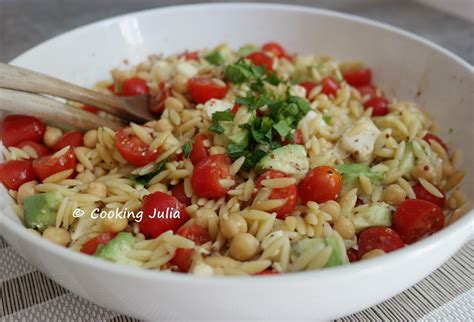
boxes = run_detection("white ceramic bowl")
[1,3,473,320]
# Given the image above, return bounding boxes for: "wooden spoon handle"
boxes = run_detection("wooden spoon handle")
[0,63,152,123]
[0,88,123,130]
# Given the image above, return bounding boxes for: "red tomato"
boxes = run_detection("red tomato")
[139,192,189,239]
[347,248,360,262]
[118,77,149,96]
[171,182,191,206]
[423,133,448,151]
[231,103,241,114]
[247,51,274,71]
[298,166,342,204]
[299,81,317,98]
[114,127,159,167]
[355,198,364,207]
[357,84,377,99]
[189,133,208,165]
[321,76,341,96]
[80,232,117,255]
[262,42,287,58]
[183,51,200,61]
[32,147,77,181]
[188,77,229,104]
[392,199,445,244]
[81,105,99,113]
[358,227,404,257]
[0,160,37,190]
[282,129,303,145]
[343,68,372,86]
[149,81,170,115]
[413,182,445,209]
[1,115,46,147]
[17,141,50,158]
[191,154,233,199]
[363,96,389,116]
[255,170,298,219]
[52,131,84,151]
[255,269,279,276]
[170,224,211,272]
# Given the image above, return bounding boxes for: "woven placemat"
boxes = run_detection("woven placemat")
[0,236,472,321]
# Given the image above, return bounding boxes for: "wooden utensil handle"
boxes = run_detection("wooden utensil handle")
[0,88,123,130]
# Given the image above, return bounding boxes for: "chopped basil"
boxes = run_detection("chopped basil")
[129,159,168,185]
[323,114,331,124]
[204,51,225,65]
[208,110,234,134]
[182,141,192,159]
[224,59,265,84]
[114,82,122,93]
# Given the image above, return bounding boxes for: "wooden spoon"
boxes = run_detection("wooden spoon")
[0,63,154,123]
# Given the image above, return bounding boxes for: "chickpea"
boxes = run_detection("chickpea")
[171,74,189,93]
[43,126,63,148]
[42,227,71,246]
[86,182,107,198]
[361,249,385,260]
[229,233,259,261]
[333,217,355,239]
[16,180,38,205]
[83,130,98,148]
[76,171,95,183]
[411,161,436,182]
[319,200,341,222]
[102,216,129,233]
[382,184,407,206]
[220,214,248,240]
[195,208,217,228]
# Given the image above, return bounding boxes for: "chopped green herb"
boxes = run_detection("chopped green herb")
[265,73,281,86]
[182,141,193,159]
[273,120,292,139]
[224,59,265,84]
[209,123,225,134]
[204,51,225,65]
[114,82,122,93]
[323,114,331,124]
[130,159,168,185]
[209,110,234,134]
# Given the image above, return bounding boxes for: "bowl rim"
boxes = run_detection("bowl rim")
[2,2,473,286]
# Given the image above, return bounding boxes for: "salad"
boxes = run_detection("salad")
[0,42,469,276]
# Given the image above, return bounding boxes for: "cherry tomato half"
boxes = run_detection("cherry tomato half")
[119,77,149,96]
[321,76,341,97]
[0,160,37,190]
[52,131,84,151]
[189,133,208,165]
[413,182,445,208]
[1,115,46,147]
[298,166,342,204]
[347,248,360,263]
[32,147,77,181]
[363,96,389,116]
[255,170,298,219]
[170,224,211,272]
[255,269,279,276]
[183,51,200,61]
[343,68,372,87]
[392,199,444,244]
[281,129,303,145]
[262,42,287,58]
[17,141,50,158]
[246,51,274,71]
[191,154,233,199]
[80,232,117,255]
[149,81,170,115]
[357,84,377,99]
[81,105,99,114]
[115,127,159,167]
[188,77,229,104]
[423,133,448,151]
[358,227,404,257]
[299,81,317,98]
[171,182,191,206]
[139,191,189,239]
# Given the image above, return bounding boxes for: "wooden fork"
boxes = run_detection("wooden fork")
[0,63,155,130]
